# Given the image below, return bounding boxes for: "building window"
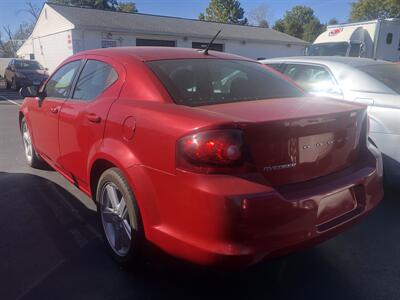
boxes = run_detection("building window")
[192,42,224,52]
[387,33,393,44]
[101,40,117,48]
[136,39,176,47]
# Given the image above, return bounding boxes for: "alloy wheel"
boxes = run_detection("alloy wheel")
[22,120,33,163]
[100,182,132,256]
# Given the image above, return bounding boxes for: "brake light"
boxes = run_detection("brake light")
[177,129,250,173]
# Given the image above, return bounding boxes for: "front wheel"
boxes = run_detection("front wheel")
[20,117,44,168]
[97,168,145,266]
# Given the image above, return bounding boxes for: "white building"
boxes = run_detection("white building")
[18,3,308,73]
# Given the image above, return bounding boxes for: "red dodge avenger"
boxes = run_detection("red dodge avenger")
[19,47,383,268]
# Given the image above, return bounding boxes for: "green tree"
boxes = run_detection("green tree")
[272,6,325,42]
[199,0,248,25]
[117,2,138,13]
[350,0,400,21]
[49,0,138,12]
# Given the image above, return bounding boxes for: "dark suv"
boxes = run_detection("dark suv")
[4,59,49,91]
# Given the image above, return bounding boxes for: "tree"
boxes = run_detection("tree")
[199,0,248,25]
[272,6,325,42]
[249,4,271,28]
[0,24,32,57]
[117,2,138,13]
[0,2,39,57]
[350,0,400,21]
[49,0,138,12]
[328,18,339,25]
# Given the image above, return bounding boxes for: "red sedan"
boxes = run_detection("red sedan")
[19,47,383,268]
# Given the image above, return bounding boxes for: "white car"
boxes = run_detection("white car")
[261,56,400,183]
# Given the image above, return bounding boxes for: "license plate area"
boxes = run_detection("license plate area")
[316,185,365,232]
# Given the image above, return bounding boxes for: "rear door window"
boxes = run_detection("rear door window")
[72,60,118,101]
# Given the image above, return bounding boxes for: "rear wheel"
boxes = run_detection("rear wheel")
[97,168,145,266]
[20,117,44,169]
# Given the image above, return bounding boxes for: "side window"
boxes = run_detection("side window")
[72,60,118,101]
[284,64,339,95]
[45,60,81,98]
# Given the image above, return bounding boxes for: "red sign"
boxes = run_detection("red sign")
[329,28,343,36]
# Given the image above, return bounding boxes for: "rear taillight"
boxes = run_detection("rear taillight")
[177,129,251,173]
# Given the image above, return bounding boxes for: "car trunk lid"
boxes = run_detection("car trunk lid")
[199,97,367,185]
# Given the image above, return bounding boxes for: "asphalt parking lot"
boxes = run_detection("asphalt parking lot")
[1,87,400,300]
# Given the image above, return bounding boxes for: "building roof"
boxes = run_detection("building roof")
[75,46,256,62]
[46,3,308,46]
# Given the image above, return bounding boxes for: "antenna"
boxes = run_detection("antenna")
[203,30,222,55]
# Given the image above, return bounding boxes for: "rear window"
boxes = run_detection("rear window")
[147,59,304,106]
[357,63,400,94]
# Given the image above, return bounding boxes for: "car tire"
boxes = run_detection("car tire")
[20,117,45,169]
[97,168,145,267]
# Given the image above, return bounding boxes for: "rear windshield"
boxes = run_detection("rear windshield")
[15,60,43,70]
[147,59,304,106]
[357,63,400,94]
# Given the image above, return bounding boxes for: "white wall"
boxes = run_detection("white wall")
[31,30,74,73]
[71,29,305,61]
[30,4,74,39]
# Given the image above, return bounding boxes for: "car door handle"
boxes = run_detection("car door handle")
[87,113,101,123]
[50,107,59,114]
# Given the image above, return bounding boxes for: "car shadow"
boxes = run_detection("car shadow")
[0,171,398,300]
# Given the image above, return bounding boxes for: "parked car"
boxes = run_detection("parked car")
[4,59,48,91]
[19,47,383,268]
[261,56,400,184]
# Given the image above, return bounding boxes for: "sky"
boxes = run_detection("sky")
[0,0,353,34]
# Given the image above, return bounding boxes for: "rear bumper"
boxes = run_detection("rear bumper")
[127,144,384,268]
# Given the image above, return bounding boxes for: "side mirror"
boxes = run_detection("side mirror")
[20,86,40,98]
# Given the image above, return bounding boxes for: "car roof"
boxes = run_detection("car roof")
[76,46,254,62]
[260,56,392,68]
